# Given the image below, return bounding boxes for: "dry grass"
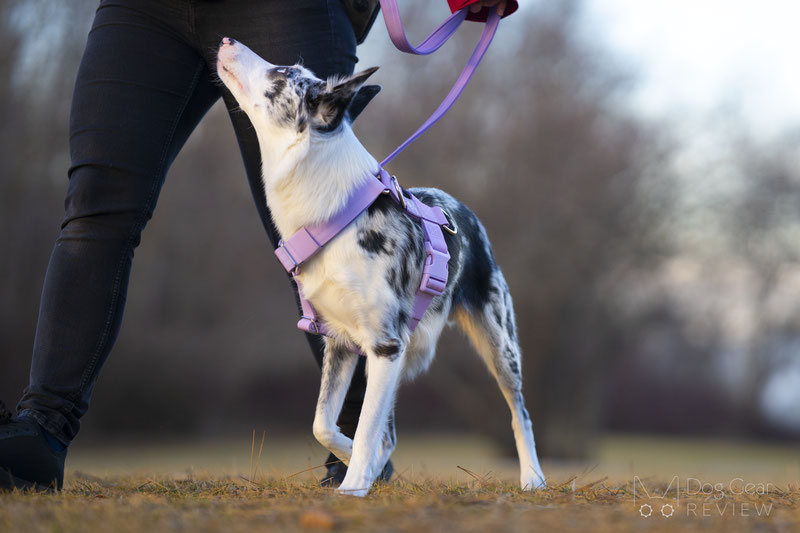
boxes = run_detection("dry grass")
[0,472,798,533]
[2,434,798,532]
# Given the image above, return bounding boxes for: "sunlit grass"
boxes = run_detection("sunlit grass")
[1,473,797,533]
[2,434,798,532]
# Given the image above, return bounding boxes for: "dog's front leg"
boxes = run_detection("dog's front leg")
[313,342,359,465]
[336,348,404,497]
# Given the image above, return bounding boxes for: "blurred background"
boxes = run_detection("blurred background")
[1,0,799,469]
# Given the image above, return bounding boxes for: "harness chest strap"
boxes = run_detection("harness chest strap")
[274,168,451,339]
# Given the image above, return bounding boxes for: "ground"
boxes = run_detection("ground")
[1,434,798,532]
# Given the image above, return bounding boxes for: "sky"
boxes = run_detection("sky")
[365,0,800,137]
[575,0,800,136]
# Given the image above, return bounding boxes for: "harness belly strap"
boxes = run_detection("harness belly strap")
[274,168,451,342]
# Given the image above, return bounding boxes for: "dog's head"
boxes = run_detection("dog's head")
[217,37,380,142]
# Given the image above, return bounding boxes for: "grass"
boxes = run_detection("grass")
[1,434,798,532]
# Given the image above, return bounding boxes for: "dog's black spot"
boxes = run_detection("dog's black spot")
[396,309,408,331]
[265,78,286,102]
[297,115,307,133]
[303,87,321,112]
[503,346,520,376]
[429,295,445,313]
[402,218,426,268]
[399,259,410,290]
[278,101,297,125]
[311,92,351,134]
[386,266,400,293]
[346,85,381,123]
[504,345,514,359]
[492,305,503,327]
[294,77,323,98]
[358,229,388,255]
[374,339,401,359]
[367,194,396,217]
[451,203,494,309]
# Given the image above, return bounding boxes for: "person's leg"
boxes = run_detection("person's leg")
[192,0,385,481]
[8,0,220,461]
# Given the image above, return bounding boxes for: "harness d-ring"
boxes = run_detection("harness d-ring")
[440,209,458,235]
[391,175,407,209]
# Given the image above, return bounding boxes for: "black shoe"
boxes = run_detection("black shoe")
[0,402,66,491]
[320,452,394,488]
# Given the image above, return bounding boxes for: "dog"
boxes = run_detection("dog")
[217,37,546,497]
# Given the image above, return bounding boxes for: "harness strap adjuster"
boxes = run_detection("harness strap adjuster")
[419,242,449,297]
[275,241,300,274]
[298,316,321,335]
[275,228,325,274]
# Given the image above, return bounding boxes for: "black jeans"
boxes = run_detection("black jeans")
[17,0,368,446]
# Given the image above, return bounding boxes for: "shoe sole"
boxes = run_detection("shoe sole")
[0,468,57,493]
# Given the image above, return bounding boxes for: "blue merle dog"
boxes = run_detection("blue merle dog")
[217,37,545,497]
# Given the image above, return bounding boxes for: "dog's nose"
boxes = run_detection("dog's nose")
[219,37,235,47]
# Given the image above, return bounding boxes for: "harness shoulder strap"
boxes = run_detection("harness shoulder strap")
[275,175,386,273]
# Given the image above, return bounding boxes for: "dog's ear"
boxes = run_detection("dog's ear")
[346,85,381,123]
[307,66,379,132]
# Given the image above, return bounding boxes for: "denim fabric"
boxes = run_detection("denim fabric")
[17,0,368,445]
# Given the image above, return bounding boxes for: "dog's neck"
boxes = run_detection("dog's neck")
[259,125,379,239]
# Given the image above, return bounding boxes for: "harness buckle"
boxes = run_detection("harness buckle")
[419,243,449,297]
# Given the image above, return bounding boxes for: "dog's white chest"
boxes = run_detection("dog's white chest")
[294,231,393,344]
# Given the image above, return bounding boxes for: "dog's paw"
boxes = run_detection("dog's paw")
[335,485,370,498]
[521,475,547,491]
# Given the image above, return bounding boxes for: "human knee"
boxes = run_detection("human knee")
[60,164,157,244]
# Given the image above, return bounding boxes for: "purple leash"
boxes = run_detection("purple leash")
[379,2,501,166]
[275,4,501,344]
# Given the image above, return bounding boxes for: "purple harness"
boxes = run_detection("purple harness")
[274,4,501,339]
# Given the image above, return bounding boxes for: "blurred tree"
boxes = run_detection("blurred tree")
[722,129,800,434]
[0,0,92,404]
